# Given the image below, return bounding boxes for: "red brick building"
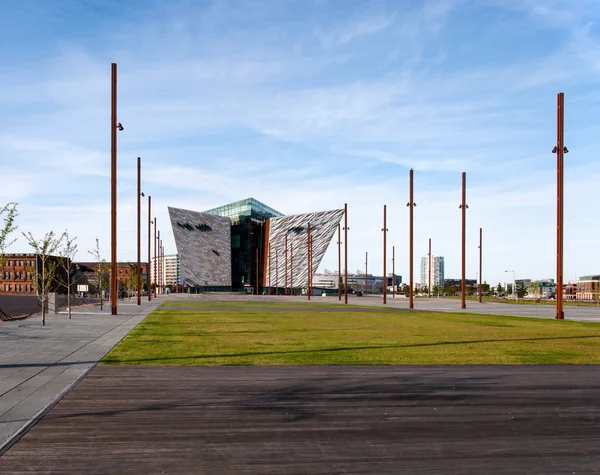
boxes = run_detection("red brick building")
[1,253,67,295]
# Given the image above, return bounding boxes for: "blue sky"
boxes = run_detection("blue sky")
[1,0,600,285]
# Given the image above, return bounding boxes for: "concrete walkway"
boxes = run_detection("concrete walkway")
[0,297,161,453]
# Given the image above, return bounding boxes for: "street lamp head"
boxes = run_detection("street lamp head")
[117,123,124,131]
[564,147,569,153]
[141,192,145,197]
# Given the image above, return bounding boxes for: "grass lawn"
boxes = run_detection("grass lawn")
[101,304,600,365]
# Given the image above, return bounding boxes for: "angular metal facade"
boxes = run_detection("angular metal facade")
[265,209,345,289]
[168,207,232,287]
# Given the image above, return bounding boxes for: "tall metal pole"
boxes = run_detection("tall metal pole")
[344,203,348,305]
[147,196,151,301]
[365,251,368,294]
[428,238,431,298]
[392,245,395,298]
[255,247,259,296]
[137,157,141,306]
[157,231,161,295]
[284,234,288,296]
[110,63,118,315]
[337,223,341,301]
[290,241,293,295]
[555,92,565,320]
[479,228,483,304]
[275,249,279,295]
[408,169,415,309]
[307,223,311,301]
[309,236,313,297]
[383,204,387,305]
[461,172,467,310]
[153,218,157,298]
[268,245,271,295]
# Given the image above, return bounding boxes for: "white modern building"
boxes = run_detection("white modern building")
[150,254,182,288]
[420,256,444,288]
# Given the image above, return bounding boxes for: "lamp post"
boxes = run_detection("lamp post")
[459,172,468,309]
[157,230,161,295]
[343,203,349,305]
[284,233,288,296]
[478,227,483,303]
[290,241,293,295]
[406,169,416,309]
[153,217,157,298]
[137,157,142,306]
[255,247,259,296]
[382,204,388,304]
[110,62,123,315]
[268,244,271,295]
[275,249,279,295]
[147,197,152,301]
[337,223,342,301]
[428,238,432,298]
[392,245,395,298]
[307,223,312,301]
[553,92,567,320]
[365,251,368,295]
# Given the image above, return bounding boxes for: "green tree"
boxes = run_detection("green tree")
[23,230,65,325]
[516,282,528,299]
[467,284,476,297]
[496,283,503,295]
[88,238,110,311]
[421,285,428,296]
[528,282,541,300]
[57,231,78,319]
[482,282,490,295]
[432,284,440,297]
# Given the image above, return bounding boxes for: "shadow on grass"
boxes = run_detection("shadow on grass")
[103,334,600,364]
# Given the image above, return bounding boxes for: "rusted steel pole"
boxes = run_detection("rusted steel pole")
[157,230,160,296]
[338,223,341,301]
[556,92,565,320]
[365,251,368,294]
[290,241,293,295]
[307,223,311,300]
[110,62,118,315]
[255,247,259,296]
[392,245,395,298]
[137,157,141,306]
[276,249,279,295]
[147,196,151,301]
[153,217,157,297]
[344,203,348,304]
[428,238,431,298]
[268,245,271,295]
[479,227,483,303]
[310,236,313,297]
[461,172,467,310]
[383,204,387,305]
[409,168,414,309]
[285,234,288,296]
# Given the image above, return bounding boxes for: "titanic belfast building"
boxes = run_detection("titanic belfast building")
[168,198,344,292]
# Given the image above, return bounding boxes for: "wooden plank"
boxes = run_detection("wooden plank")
[1,366,600,473]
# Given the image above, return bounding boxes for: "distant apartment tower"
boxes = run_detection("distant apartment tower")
[420,256,444,288]
[151,254,182,288]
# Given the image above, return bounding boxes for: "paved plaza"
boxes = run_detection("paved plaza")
[1,293,600,473]
[0,298,160,453]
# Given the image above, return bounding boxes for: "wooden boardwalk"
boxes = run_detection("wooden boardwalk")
[1,365,600,473]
